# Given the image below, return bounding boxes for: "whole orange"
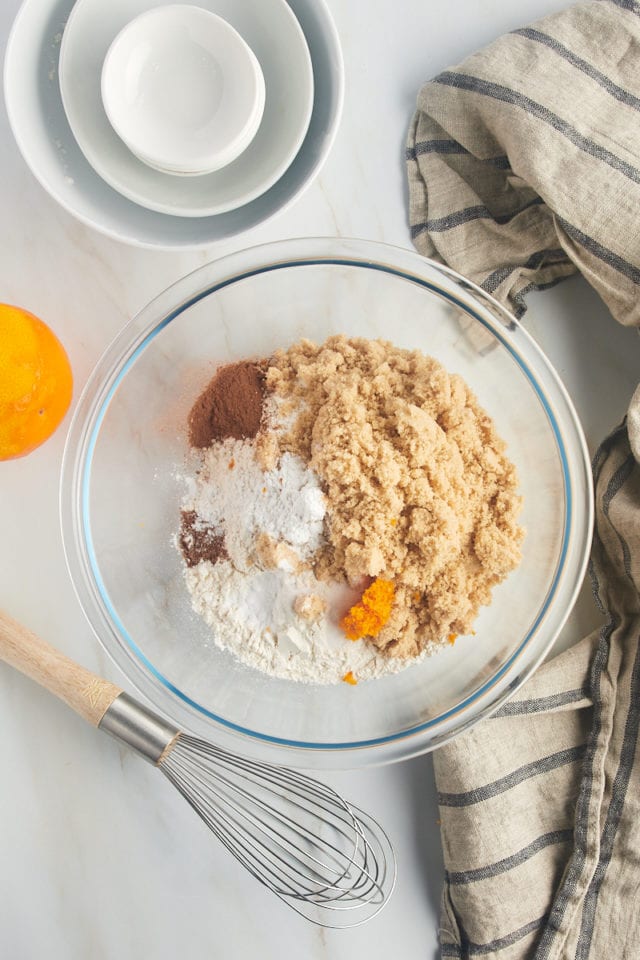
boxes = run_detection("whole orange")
[0,304,73,460]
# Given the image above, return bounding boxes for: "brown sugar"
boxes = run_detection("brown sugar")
[266,335,524,658]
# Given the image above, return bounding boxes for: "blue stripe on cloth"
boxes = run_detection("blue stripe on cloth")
[460,914,549,955]
[410,197,544,238]
[492,687,590,717]
[513,28,640,111]
[512,276,571,317]
[481,248,568,294]
[602,454,637,584]
[433,71,640,186]
[604,0,640,19]
[446,829,573,884]
[409,138,471,158]
[406,139,510,168]
[556,217,640,285]
[438,745,587,806]
[440,943,463,957]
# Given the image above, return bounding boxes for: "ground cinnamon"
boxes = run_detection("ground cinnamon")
[179,510,228,567]
[188,360,267,447]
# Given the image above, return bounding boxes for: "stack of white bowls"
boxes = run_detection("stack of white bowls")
[4,0,344,248]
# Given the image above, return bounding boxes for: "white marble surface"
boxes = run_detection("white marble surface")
[1,0,640,957]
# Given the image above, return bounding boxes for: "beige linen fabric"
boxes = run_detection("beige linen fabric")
[407,0,640,327]
[406,2,640,957]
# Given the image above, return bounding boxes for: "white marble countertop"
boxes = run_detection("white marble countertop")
[2,0,640,957]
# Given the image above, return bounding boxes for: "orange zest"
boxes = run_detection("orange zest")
[0,304,73,460]
[340,578,395,641]
[448,633,458,645]
[342,671,357,685]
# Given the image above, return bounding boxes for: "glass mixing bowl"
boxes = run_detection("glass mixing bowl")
[60,238,593,768]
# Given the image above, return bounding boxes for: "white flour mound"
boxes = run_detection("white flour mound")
[185,559,433,684]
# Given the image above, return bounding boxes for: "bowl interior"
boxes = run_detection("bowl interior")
[64,245,592,765]
[101,6,266,175]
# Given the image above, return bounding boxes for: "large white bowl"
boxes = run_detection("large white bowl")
[4,0,343,247]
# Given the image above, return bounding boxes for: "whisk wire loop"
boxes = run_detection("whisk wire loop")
[163,741,373,899]
[159,734,396,925]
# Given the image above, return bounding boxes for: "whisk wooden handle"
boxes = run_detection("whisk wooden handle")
[0,609,122,726]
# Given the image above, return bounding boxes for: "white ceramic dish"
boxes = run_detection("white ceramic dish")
[101,5,266,176]
[4,0,342,246]
[59,0,311,216]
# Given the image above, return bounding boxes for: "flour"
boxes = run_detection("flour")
[180,436,432,683]
[185,559,434,684]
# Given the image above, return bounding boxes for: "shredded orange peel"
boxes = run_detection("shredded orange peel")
[340,578,395,641]
[342,671,357,685]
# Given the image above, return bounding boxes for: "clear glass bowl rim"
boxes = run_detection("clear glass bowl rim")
[60,237,594,768]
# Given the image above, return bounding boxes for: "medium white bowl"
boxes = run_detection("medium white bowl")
[4,0,343,246]
[101,5,266,177]
[58,0,312,216]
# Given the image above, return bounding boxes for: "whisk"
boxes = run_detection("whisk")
[0,610,395,927]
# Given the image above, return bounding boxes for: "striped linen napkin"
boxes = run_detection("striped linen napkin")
[406,2,640,958]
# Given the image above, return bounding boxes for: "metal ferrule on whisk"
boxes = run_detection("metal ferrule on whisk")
[99,692,180,764]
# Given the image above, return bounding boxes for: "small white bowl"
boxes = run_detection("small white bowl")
[101,5,266,177]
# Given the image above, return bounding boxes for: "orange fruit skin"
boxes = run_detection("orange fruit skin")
[0,304,73,460]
